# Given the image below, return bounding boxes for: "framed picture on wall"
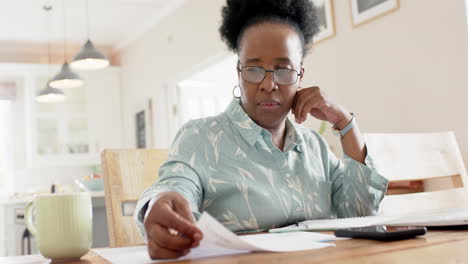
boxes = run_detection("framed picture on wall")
[134,98,154,149]
[350,0,399,27]
[311,0,335,44]
[135,110,146,148]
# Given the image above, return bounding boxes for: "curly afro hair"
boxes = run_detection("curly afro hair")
[219,0,319,57]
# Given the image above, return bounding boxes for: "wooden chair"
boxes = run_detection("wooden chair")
[363,131,468,216]
[101,149,169,247]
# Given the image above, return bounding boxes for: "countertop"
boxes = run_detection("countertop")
[0,191,105,205]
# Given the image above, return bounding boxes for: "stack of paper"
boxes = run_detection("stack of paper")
[269,208,468,233]
[94,212,338,263]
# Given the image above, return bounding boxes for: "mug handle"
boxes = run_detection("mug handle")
[25,201,38,237]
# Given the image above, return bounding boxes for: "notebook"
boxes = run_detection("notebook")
[269,208,468,233]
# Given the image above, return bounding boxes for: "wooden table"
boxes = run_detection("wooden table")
[2,229,468,264]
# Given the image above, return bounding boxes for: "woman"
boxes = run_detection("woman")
[135,0,388,259]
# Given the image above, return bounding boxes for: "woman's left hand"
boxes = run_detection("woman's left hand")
[292,86,351,127]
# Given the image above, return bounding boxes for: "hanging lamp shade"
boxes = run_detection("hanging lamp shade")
[49,62,84,89]
[36,81,66,103]
[71,39,109,70]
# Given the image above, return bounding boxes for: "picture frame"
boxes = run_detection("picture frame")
[134,98,154,149]
[350,0,399,27]
[135,110,146,149]
[311,0,336,44]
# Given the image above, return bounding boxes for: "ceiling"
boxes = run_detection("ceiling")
[0,0,187,51]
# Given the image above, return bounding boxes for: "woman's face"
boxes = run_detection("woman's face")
[237,22,304,130]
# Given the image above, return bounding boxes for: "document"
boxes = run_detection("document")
[93,246,247,264]
[269,208,468,233]
[269,216,396,233]
[197,211,336,252]
[383,208,468,226]
[94,212,336,264]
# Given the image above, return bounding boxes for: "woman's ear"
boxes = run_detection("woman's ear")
[299,67,305,82]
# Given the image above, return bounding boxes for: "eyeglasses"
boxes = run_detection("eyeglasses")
[237,65,302,85]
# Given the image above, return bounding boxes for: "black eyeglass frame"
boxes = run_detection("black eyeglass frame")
[236,62,303,85]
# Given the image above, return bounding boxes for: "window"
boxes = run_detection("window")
[0,100,13,195]
[176,55,237,128]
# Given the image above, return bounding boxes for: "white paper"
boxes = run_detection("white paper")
[240,232,340,252]
[381,208,468,226]
[269,208,468,233]
[94,212,335,264]
[196,212,334,252]
[0,254,49,264]
[196,212,260,251]
[93,246,247,264]
[269,216,396,232]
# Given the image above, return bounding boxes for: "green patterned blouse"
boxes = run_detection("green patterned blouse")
[135,99,388,237]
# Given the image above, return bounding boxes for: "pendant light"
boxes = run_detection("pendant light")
[36,5,65,103]
[49,0,84,89]
[36,83,66,103]
[70,0,109,70]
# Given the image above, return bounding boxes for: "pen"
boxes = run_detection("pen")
[296,222,307,228]
[269,223,307,233]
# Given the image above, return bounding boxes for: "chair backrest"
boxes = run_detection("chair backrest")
[101,149,169,247]
[364,131,468,216]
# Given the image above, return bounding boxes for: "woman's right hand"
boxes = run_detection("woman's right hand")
[144,191,203,259]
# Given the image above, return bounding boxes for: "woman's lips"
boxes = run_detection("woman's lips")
[258,101,280,109]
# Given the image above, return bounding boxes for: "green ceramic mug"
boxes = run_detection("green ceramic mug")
[25,192,92,262]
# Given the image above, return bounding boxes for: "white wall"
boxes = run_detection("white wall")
[119,0,227,148]
[301,0,468,164]
[120,0,468,166]
[466,0,468,27]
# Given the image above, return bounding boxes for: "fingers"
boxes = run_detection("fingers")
[150,202,199,239]
[144,193,203,260]
[148,223,193,250]
[300,96,323,122]
[145,194,203,245]
[147,236,190,260]
[294,92,314,123]
[172,197,203,247]
[293,87,327,124]
[295,95,322,123]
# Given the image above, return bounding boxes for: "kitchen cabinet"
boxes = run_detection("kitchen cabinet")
[31,67,122,167]
[0,64,122,168]
[32,75,93,166]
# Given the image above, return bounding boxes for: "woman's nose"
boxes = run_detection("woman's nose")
[260,71,278,92]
